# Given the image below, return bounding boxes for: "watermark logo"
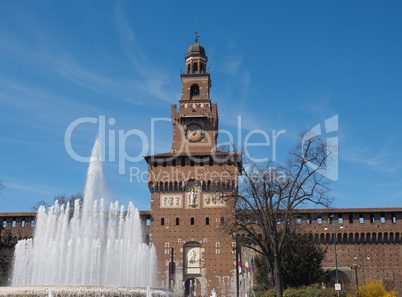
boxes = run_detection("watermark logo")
[64,114,339,183]
[64,115,287,174]
[302,114,339,181]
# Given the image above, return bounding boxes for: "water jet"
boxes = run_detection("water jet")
[6,137,169,296]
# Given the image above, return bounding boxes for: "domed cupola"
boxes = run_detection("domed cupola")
[187,43,206,56]
[185,31,208,74]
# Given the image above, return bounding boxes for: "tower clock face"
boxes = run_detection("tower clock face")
[184,123,205,142]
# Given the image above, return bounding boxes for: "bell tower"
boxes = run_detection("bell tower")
[145,33,239,297]
[171,33,218,154]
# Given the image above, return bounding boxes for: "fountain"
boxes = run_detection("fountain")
[3,136,175,297]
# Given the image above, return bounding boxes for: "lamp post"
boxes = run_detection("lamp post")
[169,247,175,291]
[355,253,370,285]
[350,264,361,296]
[325,214,342,297]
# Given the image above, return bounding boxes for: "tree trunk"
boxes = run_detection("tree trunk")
[265,256,274,288]
[274,252,283,297]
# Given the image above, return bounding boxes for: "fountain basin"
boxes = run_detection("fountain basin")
[0,286,176,297]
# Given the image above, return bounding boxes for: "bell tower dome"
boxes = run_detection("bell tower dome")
[180,32,211,101]
[171,33,218,153]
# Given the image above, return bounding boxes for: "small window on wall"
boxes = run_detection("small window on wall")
[161,218,165,226]
[190,84,200,99]
[206,217,210,225]
[191,218,195,225]
[317,217,322,224]
[380,213,386,224]
[12,218,16,228]
[31,220,35,227]
[359,214,364,224]
[176,218,180,225]
[21,220,25,228]
[220,217,225,225]
[2,220,6,228]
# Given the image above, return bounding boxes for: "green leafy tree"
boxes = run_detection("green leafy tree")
[254,233,327,290]
[281,233,327,288]
[0,229,15,286]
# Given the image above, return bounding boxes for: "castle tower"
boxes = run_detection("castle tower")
[145,35,239,297]
[171,39,218,154]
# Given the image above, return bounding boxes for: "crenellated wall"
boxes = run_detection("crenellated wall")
[1,208,401,294]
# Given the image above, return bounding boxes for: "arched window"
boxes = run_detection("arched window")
[192,62,198,73]
[320,233,325,242]
[326,233,331,242]
[190,84,200,99]
[191,217,195,225]
[200,63,205,73]
[176,218,180,225]
[161,218,165,226]
[206,217,210,225]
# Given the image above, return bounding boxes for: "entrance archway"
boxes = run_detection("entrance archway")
[326,269,352,291]
[184,278,201,297]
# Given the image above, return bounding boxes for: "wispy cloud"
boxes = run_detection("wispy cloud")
[221,54,243,75]
[299,94,337,122]
[0,76,103,131]
[113,6,176,103]
[0,6,177,106]
[342,142,402,174]
[1,176,66,197]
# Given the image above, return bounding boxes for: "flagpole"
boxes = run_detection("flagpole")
[236,248,240,297]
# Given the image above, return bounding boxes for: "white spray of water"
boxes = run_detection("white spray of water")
[12,136,156,287]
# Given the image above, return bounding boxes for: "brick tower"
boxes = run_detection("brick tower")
[145,36,239,296]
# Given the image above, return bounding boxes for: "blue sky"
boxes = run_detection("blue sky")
[1,1,401,212]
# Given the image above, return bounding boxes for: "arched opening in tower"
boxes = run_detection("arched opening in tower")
[190,84,200,99]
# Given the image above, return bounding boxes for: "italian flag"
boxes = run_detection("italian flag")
[244,257,250,269]
[238,254,242,274]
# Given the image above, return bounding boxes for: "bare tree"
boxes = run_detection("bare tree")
[225,132,335,297]
[32,193,83,212]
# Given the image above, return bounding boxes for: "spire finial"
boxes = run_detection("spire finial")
[194,22,199,44]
